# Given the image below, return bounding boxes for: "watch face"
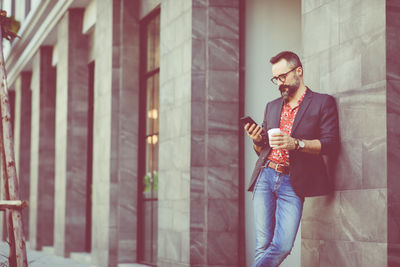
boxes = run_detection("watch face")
[299,140,305,148]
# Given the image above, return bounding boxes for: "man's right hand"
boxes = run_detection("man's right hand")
[244,123,263,144]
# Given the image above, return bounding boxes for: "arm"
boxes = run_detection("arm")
[253,143,263,154]
[296,139,321,154]
[244,104,269,155]
[269,134,322,154]
[318,95,339,155]
[244,123,264,156]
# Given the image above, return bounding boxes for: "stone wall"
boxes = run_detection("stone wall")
[301,0,388,266]
[118,0,141,263]
[158,0,242,266]
[190,0,241,266]
[91,0,118,264]
[91,0,140,266]
[29,47,56,250]
[54,9,89,257]
[158,0,192,265]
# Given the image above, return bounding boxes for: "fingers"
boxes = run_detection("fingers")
[250,126,261,138]
[269,134,296,150]
[244,123,254,132]
[269,133,285,144]
[269,133,285,147]
[255,127,263,136]
[244,123,263,143]
[269,137,282,148]
[244,123,257,134]
[248,123,256,133]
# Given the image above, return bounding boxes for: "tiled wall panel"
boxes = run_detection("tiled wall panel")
[302,0,389,266]
[158,0,241,266]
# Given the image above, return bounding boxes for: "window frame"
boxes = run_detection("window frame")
[137,7,160,267]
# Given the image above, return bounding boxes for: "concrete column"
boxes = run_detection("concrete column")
[54,9,89,257]
[158,1,191,265]
[29,46,56,250]
[118,0,140,263]
[91,0,117,263]
[91,0,140,266]
[14,72,32,241]
[15,1,26,23]
[158,0,241,266]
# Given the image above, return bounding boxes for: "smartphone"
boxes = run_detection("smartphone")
[240,116,258,128]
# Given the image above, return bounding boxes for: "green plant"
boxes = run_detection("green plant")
[143,171,158,192]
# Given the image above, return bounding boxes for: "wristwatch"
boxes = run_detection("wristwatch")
[297,139,305,150]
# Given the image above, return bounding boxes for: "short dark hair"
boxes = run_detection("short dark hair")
[270,51,302,68]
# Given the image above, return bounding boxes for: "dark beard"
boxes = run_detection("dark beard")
[279,84,298,102]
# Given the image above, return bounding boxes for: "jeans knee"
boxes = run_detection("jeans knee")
[272,242,292,257]
[253,246,292,267]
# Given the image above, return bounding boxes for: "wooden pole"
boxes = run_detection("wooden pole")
[0,134,16,267]
[0,200,28,211]
[0,28,28,267]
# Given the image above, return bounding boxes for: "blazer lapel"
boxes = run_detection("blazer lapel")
[291,89,313,135]
[270,98,284,128]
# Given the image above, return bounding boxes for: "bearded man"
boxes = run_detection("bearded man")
[244,51,339,267]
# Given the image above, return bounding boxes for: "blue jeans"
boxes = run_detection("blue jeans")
[252,165,304,267]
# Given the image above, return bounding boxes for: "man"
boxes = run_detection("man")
[244,51,339,267]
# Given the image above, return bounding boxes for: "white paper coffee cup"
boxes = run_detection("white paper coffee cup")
[268,128,281,148]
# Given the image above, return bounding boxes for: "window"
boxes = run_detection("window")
[138,9,160,266]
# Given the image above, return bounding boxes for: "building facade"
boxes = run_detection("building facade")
[0,0,399,267]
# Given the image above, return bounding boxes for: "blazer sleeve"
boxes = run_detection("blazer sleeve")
[319,95,339,155]
[253,103,270,156]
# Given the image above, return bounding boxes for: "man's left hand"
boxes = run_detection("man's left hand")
[269,132,297,150]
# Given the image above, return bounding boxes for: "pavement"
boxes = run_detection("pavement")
[0,242,91,267]
[0,242,150,267]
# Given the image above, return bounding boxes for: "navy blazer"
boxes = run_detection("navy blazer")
[247,88,339,197]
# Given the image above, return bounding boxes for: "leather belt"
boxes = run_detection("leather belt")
[266,161,290,174]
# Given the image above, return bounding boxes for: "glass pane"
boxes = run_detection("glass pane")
[144,202,151,261]
[145,75,159,137]
[144,73,159,198]
[147,14,160,72]
[152,138,159,182]
[152,73,159,134]
[146,76,154,136]
[144,141,153,193]
[154,15,160,69]
[144,137,158,198]
[146,22,153,72]
[143,200,158,263]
